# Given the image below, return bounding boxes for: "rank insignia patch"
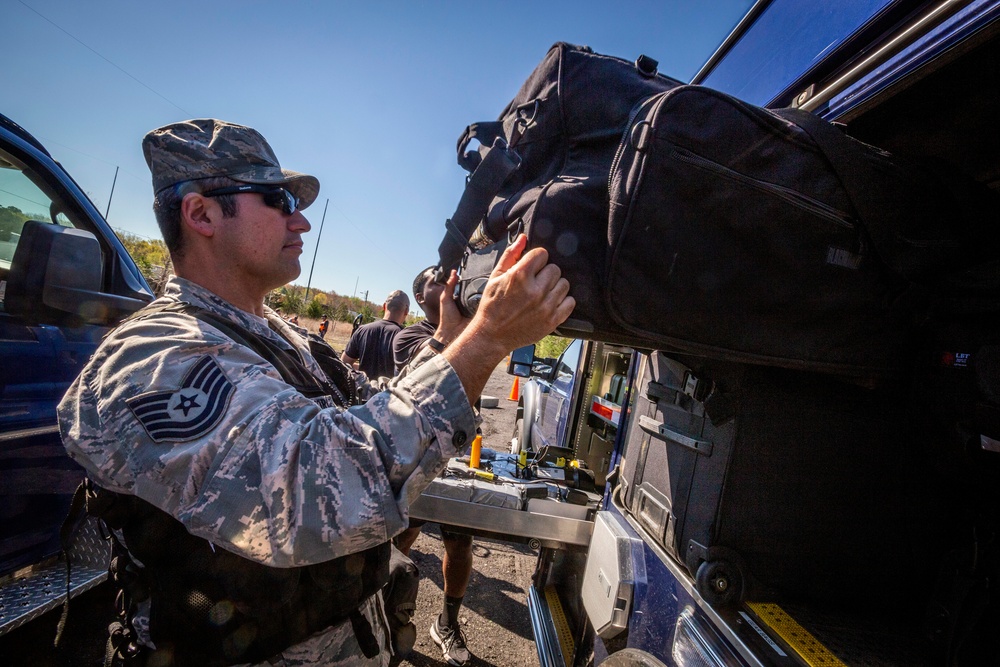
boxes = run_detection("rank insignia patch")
[127,356,235,443]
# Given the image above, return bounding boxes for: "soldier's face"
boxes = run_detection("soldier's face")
[219,192,311,290]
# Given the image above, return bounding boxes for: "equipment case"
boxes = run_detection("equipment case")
[618,351,937,609]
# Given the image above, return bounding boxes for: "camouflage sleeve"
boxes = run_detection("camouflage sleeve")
[353,369,390,403]
[58,314,477,567]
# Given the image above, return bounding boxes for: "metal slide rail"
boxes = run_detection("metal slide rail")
[529,585,569,667]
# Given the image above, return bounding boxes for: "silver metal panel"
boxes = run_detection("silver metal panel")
[0,517,109,635]
[581,511,646,639]
[68,516,112,569]
[409,493,594,548]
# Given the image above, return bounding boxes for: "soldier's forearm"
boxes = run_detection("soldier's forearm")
[441,325,509,403]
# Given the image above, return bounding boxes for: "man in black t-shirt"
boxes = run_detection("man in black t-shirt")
[341,290,409,380]
[393,269,445,374]
[392,267,475,666]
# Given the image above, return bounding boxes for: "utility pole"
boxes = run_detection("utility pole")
[303,198,329,304]
[104,166,119,219]
[352,276,359,300]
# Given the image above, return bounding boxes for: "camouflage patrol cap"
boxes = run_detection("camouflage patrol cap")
[142,118,320,210]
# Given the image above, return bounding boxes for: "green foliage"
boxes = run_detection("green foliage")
[115,230,170,288]
[306,297,326,319]
[0,205,31,242]
[332,302,351,323]
[265,284,380,324]
[535,335,571,360]
[269,285,305,316]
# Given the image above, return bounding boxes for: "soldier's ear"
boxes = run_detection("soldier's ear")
[180,193,218,239]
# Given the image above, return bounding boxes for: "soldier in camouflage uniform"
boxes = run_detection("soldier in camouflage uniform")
[57,118,575,666]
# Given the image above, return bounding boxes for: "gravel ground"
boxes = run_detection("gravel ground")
[0,362,540,667]
[394,362,540,667]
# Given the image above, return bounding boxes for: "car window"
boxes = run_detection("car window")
[553,339,582,397]
[0,151,76,271]
[698,0,894,105]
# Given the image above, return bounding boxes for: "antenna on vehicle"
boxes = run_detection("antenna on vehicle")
[303,198,329,304]
[104,166,118,219]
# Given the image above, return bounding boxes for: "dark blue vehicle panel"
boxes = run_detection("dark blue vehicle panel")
[697,0,895,106]
[0,113,151,577]
[696,0,1000,119]
[592,502,757,667]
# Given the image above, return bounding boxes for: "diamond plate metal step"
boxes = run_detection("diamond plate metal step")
[0,517,109,635]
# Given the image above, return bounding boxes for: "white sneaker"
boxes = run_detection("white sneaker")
[430,618,470,666]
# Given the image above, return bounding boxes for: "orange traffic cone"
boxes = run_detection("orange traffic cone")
[508,376,520,401]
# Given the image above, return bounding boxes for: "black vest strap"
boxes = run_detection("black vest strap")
[123,300,358,407]
[91,484,390,666]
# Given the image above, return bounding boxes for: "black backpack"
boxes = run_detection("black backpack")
[439,42,681,323]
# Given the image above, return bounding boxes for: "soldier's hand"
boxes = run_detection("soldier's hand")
[474,234,574,352]
[435,269,470,346]
[441,235,574,403]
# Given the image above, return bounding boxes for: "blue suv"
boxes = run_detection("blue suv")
[0,113,151,635]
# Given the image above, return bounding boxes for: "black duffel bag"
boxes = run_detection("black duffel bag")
[607,86,1000,377]
[442,44,999,378]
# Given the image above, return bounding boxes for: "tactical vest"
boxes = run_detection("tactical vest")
[66,301,390,666]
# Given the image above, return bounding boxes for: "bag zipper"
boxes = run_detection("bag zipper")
[608,95,661,200]
[671,146,856,229]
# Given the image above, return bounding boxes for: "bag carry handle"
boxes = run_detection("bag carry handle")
[456,121,504,173]
[436,137,521,276]
[457,99,540,173]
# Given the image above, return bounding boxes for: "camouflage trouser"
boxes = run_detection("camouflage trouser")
[242,594,390,667]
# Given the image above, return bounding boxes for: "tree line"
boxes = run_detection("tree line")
[115,230,415,325]
[114,231,571,354]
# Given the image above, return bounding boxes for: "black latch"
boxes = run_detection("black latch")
[635,54,659,77]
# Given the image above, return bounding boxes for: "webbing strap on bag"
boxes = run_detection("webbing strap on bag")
[773,108,898,269]
[436,137,521,276]
[456,121,504,172]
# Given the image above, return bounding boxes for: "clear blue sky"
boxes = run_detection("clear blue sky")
[7,0,753,312]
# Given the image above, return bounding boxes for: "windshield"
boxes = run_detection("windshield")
[697,0,895,105]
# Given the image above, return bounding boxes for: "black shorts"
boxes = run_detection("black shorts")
[405,520,473,543]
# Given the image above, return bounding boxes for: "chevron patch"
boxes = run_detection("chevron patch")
[127,356,235,443]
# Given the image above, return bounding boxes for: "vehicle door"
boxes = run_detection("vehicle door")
[0,128,150,576]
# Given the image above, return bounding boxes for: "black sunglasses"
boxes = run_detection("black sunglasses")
[201,184,299,215]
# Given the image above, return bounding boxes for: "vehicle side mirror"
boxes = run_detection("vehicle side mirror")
[508,344,536,377]
[534,358,558,380]
[5,220,147,326]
